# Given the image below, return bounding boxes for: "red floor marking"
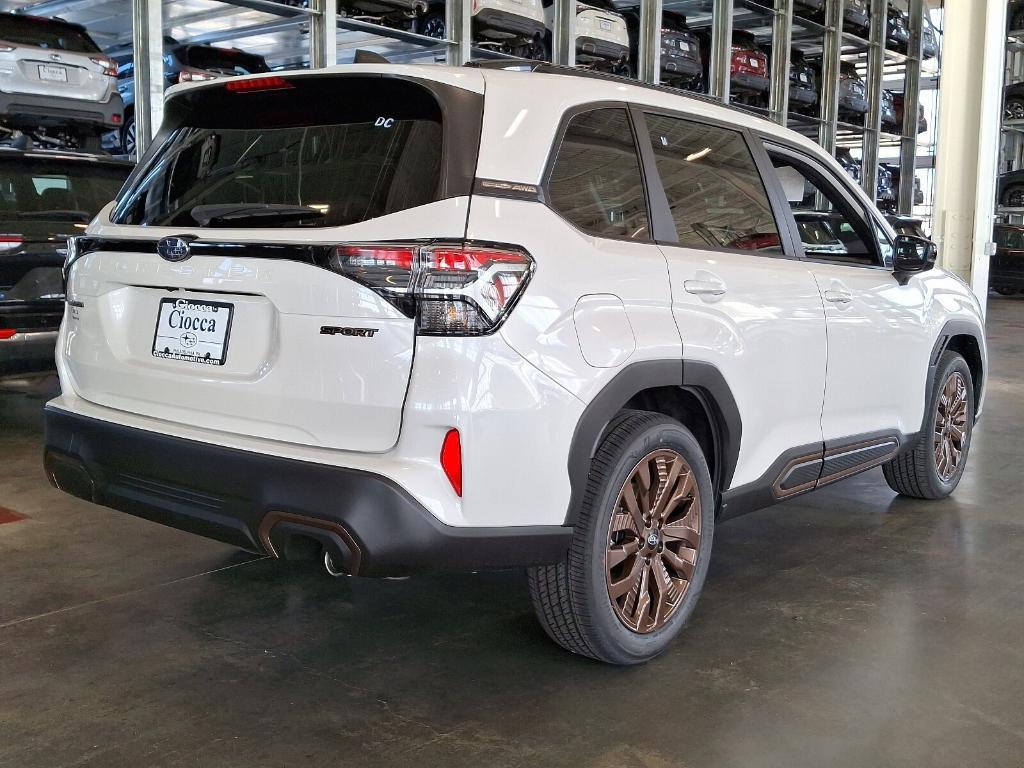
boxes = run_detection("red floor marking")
[0,506,26,524]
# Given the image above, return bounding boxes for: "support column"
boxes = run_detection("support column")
[768,0,792,125]
[818,0,844,154]
[309,0,336,69]
[932,0,1007,310]
[130,0,162,158]
[860,0,885,199]
[708,0,733,102]
[553,0,575,67]
[637,0,663,84]
[445,0,471,65]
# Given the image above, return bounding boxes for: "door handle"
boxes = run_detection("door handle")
[684,278,727,296]
[824,288,852,304]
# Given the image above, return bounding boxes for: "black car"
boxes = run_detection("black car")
[886,214,926,238]
[623,10,701,90]
[876,163,896,209]
[881,89,899,133]
[793,0,825,21]
[1012,1,1024,32]
[837,61,868,121]
[886,4,911,52]
[1006,82,1024,121]
[883,163,924,210]
[843,0,870,36]
[113,37,270,154]
[787,48,817,114]
[0,149,131,378]
[921,18,939,60]
[836,148,861,183]
[892,92,927,134]
[998,169,1024,208]
[991,224,1024,295]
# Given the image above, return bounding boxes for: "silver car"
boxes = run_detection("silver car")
[0,13,122,150]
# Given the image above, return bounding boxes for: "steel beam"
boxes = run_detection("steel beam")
[898,0,923,215]
[182,17,308,46]
[707,0,733,102]
[638,0,663,84]
[310,0,338,68]
[445,0,472,65]
[553,0,575,67]
[817,0,844,154]
[860,0,885,199]
[768,0,793,124]
[131,0,163,159]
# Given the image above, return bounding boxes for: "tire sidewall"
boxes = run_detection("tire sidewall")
[579,419,714,664]
[924,353,975,496]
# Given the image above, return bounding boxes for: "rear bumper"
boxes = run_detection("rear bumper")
[0,330,58,377]
[473,8,545,39]
[577,36,628,62]
[788,85,818,106]
[839,94,869,114]
[660,54,701,80]
[732,72,769,93]
[43,407,573,576]
[0,90,123,129]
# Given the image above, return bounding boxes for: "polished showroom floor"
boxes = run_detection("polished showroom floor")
[2,299,1023,768]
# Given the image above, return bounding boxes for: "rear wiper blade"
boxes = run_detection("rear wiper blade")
[190,204,325,227]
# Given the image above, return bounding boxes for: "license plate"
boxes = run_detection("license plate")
[678,40,691,52]
[799,72,810,83]
[750,58,760,68]
[37,64,68,82]
[152,298,233,366]
[599,18,612,30]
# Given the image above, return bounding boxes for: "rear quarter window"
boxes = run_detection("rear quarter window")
[0,16,100,53]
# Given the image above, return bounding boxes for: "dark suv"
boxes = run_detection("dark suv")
[787,48,817,114]
[991,224,1024,295]
[0,148,131,377]
[837,61,868,121]
[624,10,701,91]
[113,37,270,154]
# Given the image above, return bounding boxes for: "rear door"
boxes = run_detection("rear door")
[637,109,827,491]
[0,16,111,102]
[63,72,483,453]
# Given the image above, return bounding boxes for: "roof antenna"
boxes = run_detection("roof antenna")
[353,50,391,64]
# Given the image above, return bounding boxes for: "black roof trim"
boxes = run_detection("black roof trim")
[465,59,765,120]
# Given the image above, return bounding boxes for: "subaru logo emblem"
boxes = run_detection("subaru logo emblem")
[157,236,193,262]
[50,53,61,61]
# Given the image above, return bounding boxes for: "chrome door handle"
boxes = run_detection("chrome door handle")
[684,279,727,296]
[824,289,852,304]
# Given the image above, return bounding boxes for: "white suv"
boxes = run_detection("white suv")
[0,13,122,149]
[45,63,986,665]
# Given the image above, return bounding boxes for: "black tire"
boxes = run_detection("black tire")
[882,351,975,500]
[528,411,714,665]
[121,113,136,157]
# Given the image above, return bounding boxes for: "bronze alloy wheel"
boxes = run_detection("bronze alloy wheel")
[605,449,701,634]
[934,370,970,482]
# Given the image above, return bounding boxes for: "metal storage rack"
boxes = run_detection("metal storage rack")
[999,12,1024,222]
[3,0,938,214]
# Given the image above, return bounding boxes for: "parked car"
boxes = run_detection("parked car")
[0,148,130,378]
[892,92,927,134]
[991,224,1024,295]
[623,9,701,90]
[881,89,899,133]
[837,61,868,121]
[787,48,817,114]
[836,148,862,183]
[471,0,547,58]
[543,0,630,74]
[876,163,896,208]
[1006,82,1024,121]
[843,0,870,36]
[724,30,769,106]
[47,63,986,665]
[0,14,122,151]
[886,213,926,238]
[334,0,445,38]
[793,0,825,22]
[1010,0,1024,32]
[921,17,939,59]
[998,169,1024,208]
[113,37,270,155]
[886,3,911,52]
[884,163,924,209]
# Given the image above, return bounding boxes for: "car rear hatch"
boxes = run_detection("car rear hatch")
[63,70,485,453]
[0,15,113,102]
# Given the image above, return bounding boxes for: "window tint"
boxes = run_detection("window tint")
[112,77,444,228]
[769,151,880,267]
[644,114,781,252]
[0,160,129,218]
[547,108,650,240]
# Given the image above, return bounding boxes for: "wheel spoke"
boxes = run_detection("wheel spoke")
[651,456,684,521]
[620,484,645,533]
[609,555,644,599]
[662,546,697,580]
[607,539,639,568]
[663,521,700,547]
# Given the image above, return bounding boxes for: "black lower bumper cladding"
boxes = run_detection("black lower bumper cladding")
[43,407,572,576]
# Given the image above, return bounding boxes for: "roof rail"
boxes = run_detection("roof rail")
[464,59,766,120]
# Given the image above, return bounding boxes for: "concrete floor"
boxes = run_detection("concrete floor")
[2,300,1023,768]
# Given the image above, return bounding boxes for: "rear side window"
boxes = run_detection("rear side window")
[112,76,447,228]
[547,108,650,240]
[643,113,781,252]
[0,16,100,53]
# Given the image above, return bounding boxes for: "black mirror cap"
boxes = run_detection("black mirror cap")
[893,234,937,283]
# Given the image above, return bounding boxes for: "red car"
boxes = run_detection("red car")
[729,30,769,105]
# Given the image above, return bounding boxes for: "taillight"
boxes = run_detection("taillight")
[440,428,462,497]
[90,56,117,77]
[0,234,23,252]
[0,40,15,52]
[328,241,534,336]
[0,329,16,340]
[179,69,218,83]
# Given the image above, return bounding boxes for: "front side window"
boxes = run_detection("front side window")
[643,113,781,253]
[547,108,650,240]
[768,149,881,267]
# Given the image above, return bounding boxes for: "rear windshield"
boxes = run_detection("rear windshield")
[0,15,100,53]
[996,227,1024,248]
[184,46,270,75]
[112,76,445,228]
[0,158,130,221]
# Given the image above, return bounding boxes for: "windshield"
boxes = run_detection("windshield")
[0,158,130,221]
[112,76,445,228]
[0,15,100,53]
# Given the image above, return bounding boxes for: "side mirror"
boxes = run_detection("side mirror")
[893,234,937,282]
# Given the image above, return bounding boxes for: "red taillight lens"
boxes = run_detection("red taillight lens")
[90,56,117,76]
[440,429,462,497]
[225,75,293,92]
[0,234,23,252]
[328,241,534,336]
[0,329,17,340]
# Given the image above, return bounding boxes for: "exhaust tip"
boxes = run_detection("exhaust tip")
[258,510,362,575]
